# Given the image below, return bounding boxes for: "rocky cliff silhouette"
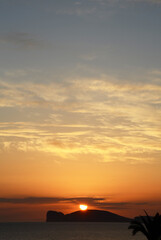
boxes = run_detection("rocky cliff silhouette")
[46,209,131,222]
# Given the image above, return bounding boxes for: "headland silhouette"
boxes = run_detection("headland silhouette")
[46,209,131,222]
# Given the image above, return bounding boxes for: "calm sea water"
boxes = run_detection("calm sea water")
[0,222,145,240]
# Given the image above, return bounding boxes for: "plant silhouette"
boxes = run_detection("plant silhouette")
[128,211,161,240]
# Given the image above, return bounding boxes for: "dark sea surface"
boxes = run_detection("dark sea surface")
[0,222,145,240]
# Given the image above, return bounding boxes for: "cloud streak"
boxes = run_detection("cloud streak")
[55,0,161,18]
[0,197,153,210]
[0,32,43,49]
[0,72,161,163]
[0,197,104,204]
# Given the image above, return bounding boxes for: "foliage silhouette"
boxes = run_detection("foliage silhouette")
[128,211,161,240]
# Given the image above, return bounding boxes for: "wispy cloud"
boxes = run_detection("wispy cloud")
[129,0,161,3]
[0,196,153,210]
[80,54,97,61]
[0,72,161,163]
[55,0,161,18]
[0,197,104,204]
[89,0,161,4]
[0,32,43,49]
[56,6,96,16]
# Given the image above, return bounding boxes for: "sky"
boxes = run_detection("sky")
[0,0,161,222]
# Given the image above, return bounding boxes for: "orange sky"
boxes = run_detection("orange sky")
[1,151,161,221]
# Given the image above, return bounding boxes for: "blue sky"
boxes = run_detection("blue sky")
[1,0,161,76]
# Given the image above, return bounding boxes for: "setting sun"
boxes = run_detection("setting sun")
[79,205,88,211]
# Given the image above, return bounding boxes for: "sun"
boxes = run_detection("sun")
[79,204,88,211]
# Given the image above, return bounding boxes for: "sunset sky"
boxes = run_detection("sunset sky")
[0,0,161,222]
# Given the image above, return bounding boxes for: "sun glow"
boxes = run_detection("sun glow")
[79,204,88,211]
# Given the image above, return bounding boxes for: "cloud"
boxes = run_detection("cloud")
[1,73,161,108]
[0,72,161,163]
[0,197,105,205]
[80,54,97,61]
[56,6,96,16]
[0,197,153,210]
[56,0,161,17]
[0,79,67,108]
[0,32,43,49]
[90,0,161,4]
[130,0,161,3]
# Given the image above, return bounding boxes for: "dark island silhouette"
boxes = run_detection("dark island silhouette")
[46,209,131,222]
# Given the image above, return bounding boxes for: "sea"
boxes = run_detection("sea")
[0,222,145,240]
